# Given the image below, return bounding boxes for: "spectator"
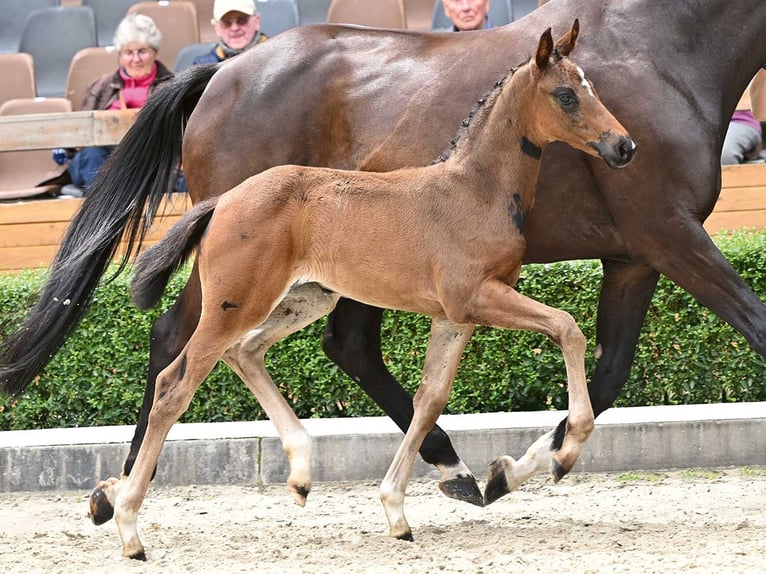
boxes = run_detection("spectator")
[49,14,173,196]
[192,0,268,65]
[722,72,766,164]
[437,0,491,32]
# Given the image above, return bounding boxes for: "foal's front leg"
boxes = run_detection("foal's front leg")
[459,281,594,504]
[380,319,474,540]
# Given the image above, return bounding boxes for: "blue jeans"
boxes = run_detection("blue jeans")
[67,146,111,193]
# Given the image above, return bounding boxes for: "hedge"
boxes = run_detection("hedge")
[1,229,765,431]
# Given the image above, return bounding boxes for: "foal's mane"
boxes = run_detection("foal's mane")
[433,58,525,165]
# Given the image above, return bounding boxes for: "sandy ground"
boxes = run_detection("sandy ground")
[1,468,764,574]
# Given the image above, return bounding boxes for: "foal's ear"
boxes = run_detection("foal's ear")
[535,27,554,69]
[555,19,580,57]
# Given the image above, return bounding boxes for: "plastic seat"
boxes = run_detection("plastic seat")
[295,0,332,26]
[18,6,98,98]
[0,53,36,110]
[327,0,407,28]
[65,46,120,111]
[403,0,436,31]
[184,0,217,43]
[0,97,73,201]
[128,1,200,71]
[0,0,58,54]
[82,0,142,47]
[510,0,540,20]
[174,42,215,72]
[257,0,300,37]
[432,0,511,30]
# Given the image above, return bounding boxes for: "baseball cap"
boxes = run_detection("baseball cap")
[214,0,256,21]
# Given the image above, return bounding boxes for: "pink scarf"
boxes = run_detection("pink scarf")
[109,63,158,110]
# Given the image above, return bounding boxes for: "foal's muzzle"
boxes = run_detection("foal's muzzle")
[591,134,637,169]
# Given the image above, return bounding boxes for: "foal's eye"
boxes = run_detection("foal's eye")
[553,87,578,108]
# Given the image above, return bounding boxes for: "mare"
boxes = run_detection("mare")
[113,23,633,558]
[0,0,765,522]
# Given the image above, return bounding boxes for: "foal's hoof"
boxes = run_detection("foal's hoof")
[551,458,568,483]
[438,475,484,507]
[484,456,513,506]
[127,550,147,561]
[289,484,310,507]
[88,484,115,526]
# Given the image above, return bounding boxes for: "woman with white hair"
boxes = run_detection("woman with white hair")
[51,13,174,196]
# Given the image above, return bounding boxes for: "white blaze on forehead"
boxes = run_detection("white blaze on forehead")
[576,66,595,98]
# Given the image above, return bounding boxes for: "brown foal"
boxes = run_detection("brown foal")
[119,22,635,558]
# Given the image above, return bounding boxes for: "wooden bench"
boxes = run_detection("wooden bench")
[0,194,191,273]
[704,163,766,235]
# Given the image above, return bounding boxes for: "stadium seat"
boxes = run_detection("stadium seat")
[327,0,407,29]
[128,1,200,71]
[0,53,36,110]
[0,97,73,201]
[65,46,120,110]
[294,0,332,26]
[183,0,217,43]
[174,42,215,72]
[0,0,59,54]
[257,0,300,37]
[82,0,142,47]
[18,6,98,98]
[403,0,435,31]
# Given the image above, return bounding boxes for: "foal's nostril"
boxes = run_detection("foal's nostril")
[618,136,637,164]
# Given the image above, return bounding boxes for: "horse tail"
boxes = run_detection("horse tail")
[0,64,219,397]
[131,198,219,310]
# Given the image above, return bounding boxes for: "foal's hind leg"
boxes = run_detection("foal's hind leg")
[222,283,340,507]
[452,281,594,505]
[324,299,482,506]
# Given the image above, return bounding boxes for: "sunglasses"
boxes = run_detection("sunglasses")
[217,15,252,28]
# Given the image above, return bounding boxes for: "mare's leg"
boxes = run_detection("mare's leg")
[323,299,482,506]
[222,284,341,506]
[460,282,594,505]
[88,266,203,525]
[380,318,475,540]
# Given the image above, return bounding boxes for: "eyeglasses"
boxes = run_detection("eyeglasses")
[216,15,252,28]
[120,48,153,59]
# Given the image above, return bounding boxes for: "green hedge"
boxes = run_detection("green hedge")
[1,230,765,431]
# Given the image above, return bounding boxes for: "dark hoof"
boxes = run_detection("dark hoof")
[484,459,510,506]
[551,459,568,483]
[88,487,114,526]
[129,550,147,561]
[438,475,484,507]
[395,531,414,542]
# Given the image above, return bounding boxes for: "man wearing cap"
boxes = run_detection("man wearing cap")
[193,0,268,65]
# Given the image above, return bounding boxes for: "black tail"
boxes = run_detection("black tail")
[0,64,219,396]
[131,198,219,310]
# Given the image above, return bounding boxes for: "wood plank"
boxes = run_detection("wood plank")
[705,210,766,235]
[721,163,766,188]
[712,186,766,212]
[0,109,138,152]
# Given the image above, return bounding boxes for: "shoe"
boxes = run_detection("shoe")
[60,184,84,197]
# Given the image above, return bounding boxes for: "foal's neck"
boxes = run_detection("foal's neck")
[444,67,543,211]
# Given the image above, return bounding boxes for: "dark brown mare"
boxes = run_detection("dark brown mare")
[0,0,764,526]
[109,23,633,558]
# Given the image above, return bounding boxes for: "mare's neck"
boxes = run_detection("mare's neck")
[445,69,543,212]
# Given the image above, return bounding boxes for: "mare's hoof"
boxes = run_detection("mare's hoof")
[395,531,414,542]
[484,457,511,505]
[88,486,114,526]
[289,484,310,507]
[438,475,484,507]
[551,459,568,483]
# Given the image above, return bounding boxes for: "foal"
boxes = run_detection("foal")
[119,22,635,558]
